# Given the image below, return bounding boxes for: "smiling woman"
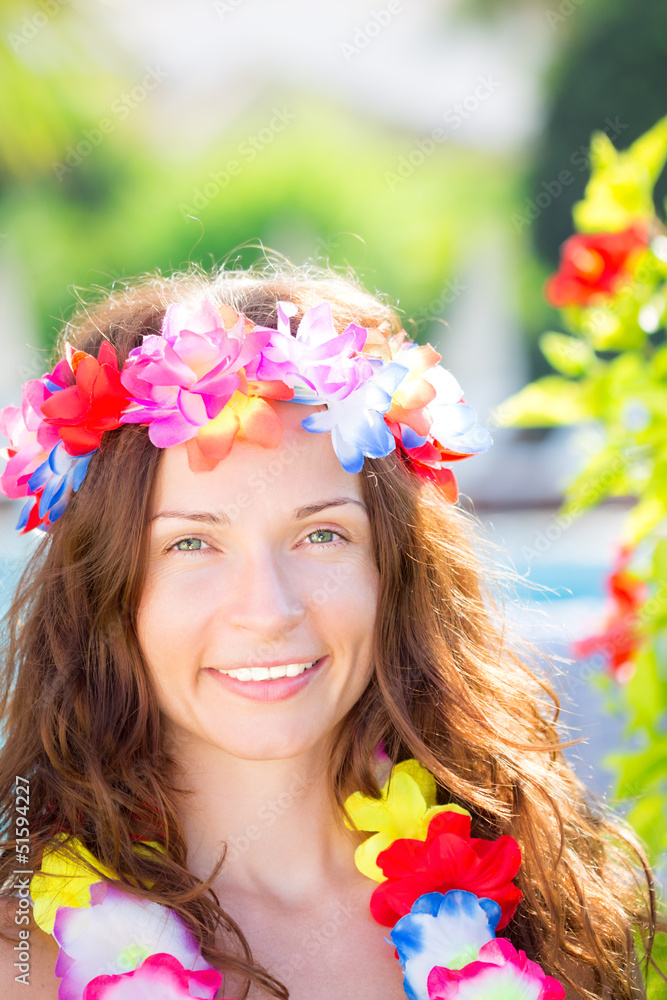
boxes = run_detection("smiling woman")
[0,262,657,1000]
[140,415,379,753]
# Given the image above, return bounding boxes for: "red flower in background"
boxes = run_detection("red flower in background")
[573,546,648,683]
[40,342,131,455]
[545,224,649,308]
[370,810,522,929]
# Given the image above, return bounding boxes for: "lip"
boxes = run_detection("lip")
[203,655,329,703]
[215,656,323,672]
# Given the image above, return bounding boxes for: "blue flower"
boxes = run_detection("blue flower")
[390,890,501,1000]
[298,359,409,473]
[19,442,95,530]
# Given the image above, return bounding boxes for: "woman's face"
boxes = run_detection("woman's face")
[137,402,379,761]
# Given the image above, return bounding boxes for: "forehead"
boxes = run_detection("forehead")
[151,401,364,514]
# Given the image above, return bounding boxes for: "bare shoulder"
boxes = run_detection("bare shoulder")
[0,898,59,999]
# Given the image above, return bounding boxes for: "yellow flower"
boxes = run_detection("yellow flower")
[30,836,164,935]
[344,759,470,882]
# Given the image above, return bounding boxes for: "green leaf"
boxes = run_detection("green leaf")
[650,341,667,379]
[624,792,667,858]
[629,115,667,183]
[652,539,667,582]
[625,496,667,545]
[613,742,667,798]
[573,115,667,233]
[539,332,595,376]
[493,377,591,427]
[560,444,626,516]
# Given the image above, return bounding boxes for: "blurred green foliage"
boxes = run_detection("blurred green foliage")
[530,0,667,264]
[4,97,516,349]
[500,117,667,995]
[0,3,519,352]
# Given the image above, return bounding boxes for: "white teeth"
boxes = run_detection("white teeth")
[217,660,318,682]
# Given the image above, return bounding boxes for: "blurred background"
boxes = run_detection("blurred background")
[1,0,665,840]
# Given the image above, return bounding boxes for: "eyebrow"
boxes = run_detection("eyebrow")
[150,497,367,526]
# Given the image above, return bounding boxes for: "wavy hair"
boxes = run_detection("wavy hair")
[0,261,658,998]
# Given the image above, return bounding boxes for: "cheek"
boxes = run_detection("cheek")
[135,575,202,677]
[336,574,378,708]
[311,558,378,661]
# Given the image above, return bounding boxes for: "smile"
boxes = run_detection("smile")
[205,656,329,702]
[215,661,318,682]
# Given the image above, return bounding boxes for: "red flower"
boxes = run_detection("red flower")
[545,225,649,308]
[573,546,648,682]
[40,342,131,456]
[370,811,522,929]
[388,423,466,504]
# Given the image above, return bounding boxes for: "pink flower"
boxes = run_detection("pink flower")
[0,379,61,500]
[120,300,271,447]
[82,952,223,1000]
[253,301,374,401]
[427,938,565,999]
[53,882,214,1000]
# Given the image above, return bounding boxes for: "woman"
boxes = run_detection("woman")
[0,264,656,999]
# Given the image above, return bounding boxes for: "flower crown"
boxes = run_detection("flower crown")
[0,299,492,533]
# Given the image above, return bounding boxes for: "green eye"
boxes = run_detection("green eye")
[307,529,337,544]
[174,538,204,551]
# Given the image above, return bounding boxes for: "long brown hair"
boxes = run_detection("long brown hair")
[0,261,658,998]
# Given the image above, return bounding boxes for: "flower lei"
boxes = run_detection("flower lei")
[0,299,492,533]
[30,760,565,999]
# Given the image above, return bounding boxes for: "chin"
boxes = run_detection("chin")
[169,713,334,763]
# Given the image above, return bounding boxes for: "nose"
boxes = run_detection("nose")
[225,550,306,639]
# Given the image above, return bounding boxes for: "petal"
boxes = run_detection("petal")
[81,952,222,1000]
[330,427,364,473]
[162,300,223,341]
[237,398,283,448]
[296,302,336,346]
[195,407,240,461]
[177,390,208,426]
[147,413,200,448]
[391,891,499,1000]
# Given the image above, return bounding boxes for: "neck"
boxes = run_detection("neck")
[170,732,364,906]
